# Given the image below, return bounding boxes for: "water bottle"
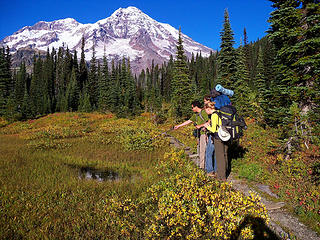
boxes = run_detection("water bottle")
[215,84,234,97]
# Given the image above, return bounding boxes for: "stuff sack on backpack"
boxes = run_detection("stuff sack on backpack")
[211,94,231,109]
[218,105,247,140]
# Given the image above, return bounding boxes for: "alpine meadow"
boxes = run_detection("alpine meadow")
[0,1,320,239]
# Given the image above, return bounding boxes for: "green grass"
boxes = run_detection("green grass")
[0,113,169,239]
[237,162,264,181]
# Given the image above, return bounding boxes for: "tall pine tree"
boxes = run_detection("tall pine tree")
[87,43,98,109]
[98,55,110,112]
[268,0,320,127]
[217,9,237,89]
[171,27,192,119]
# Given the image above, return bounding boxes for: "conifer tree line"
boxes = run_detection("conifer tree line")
[0,37,141,119]
[0,0,319,140]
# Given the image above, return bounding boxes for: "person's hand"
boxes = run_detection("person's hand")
[174,125,179,130]
[195,125,202,129]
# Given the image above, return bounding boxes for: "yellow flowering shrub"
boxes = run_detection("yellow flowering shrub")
[104,150,269,240]
[0,117,8,128]
[104,198,143,239]
[143,173,268,239]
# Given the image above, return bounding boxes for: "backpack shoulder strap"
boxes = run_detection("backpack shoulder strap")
[211,111,221,131]
[198,110,205,122]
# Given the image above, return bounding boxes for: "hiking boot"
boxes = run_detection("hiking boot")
[207,172,217,177]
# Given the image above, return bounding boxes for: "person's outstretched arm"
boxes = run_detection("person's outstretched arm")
[174,120,192,130]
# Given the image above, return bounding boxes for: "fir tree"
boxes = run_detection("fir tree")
[0,54,6,115]
[171,27,192,119]
[120,57,128,107]
[109,60,120,111]
[217,9,237,88]
[55,47,65,112]
[63,47,73,90]
[207,51,218,91]
[78,90,92,112]
[0,47,12,115]
[5,47,13,97]
[253,46,268,121]
[66,67,79,111]
[243,28,254,83]
[144,67,152,112]
[267,0,301,126]
[30,55,45,115]
[14,62,27,110]
[136,69,145,104]
[87,43,98,109]
[21,87,33,119]
[267,0,320,129]
[43,48,55,113]
[255,46,267,102]
[50,47,57,111]
[125,60,140,115]
[98,55,110,112]
[79,36,88,91]
[163,55,174,101]
[233,46,252,117]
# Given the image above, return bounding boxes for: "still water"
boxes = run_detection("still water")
[78,167,120,182]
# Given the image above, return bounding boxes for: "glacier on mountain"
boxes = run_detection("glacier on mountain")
[1,6,213,73]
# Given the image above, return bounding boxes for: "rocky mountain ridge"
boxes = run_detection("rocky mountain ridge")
[1,6,214,73]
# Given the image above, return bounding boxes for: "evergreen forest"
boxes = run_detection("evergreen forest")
[0,0,320,148]
[0,1,319,148]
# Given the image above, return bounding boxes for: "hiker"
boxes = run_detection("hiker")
[204,102,230,180]
[204,92,231,176]
[204,94,212,106]
[174,100,209,170]
[204,95,216,175]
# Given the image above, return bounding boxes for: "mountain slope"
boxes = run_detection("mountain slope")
[1,6,214,73]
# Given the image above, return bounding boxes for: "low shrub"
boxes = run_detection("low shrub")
[117,125,168,151]
[105,150,270,240]
[27,139,72,150]
[0,117,8,128]
[235,121,320,233]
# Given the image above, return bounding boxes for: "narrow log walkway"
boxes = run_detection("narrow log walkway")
[166,133,320,240]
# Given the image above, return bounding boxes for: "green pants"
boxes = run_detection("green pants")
[214,138,229,180]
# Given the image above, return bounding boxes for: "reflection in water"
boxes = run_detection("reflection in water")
[79,167,120,182]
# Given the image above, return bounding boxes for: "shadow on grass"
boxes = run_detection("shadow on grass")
[311,161,320,185]
[230,215,280,240]
[227,141,247,177]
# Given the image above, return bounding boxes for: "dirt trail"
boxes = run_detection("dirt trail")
[166,134,320,240]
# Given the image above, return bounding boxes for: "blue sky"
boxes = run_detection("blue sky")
[0,0,274,50]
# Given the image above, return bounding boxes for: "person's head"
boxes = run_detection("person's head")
[204,102,216,115]
[210,89,221,98]
[204,94,211,105]
[191,100,202,113]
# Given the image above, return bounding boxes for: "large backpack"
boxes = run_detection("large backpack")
[217,105,247,140]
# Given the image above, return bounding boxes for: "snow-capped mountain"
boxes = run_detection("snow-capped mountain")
[1,6,214,73]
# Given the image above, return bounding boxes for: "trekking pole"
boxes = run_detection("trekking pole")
[141,127,174,145]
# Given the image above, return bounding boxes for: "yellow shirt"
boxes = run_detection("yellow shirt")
[206,112,222,133]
